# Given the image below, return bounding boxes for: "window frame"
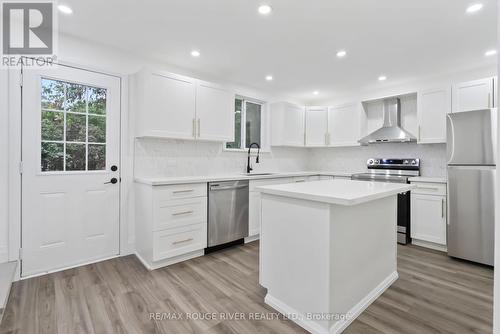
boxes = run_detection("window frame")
[224,96,270,152]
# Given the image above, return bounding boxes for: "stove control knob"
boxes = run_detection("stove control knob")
[368,159,374,165]
[403,160,409,164]
[374,159,380,164]
[411,160,416,165]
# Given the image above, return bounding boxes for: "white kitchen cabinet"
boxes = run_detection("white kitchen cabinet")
[132,68,234,141]
[452,77,494,113]
[328,103,364,147]
[270,102,305,147]
[135,182,208,269]
[417,87,450,144]
[195,81,235,141]
[305,107,328,147]
[410,181,447,250]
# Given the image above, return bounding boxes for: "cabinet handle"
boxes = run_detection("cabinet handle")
[488,93,491,109]
[418,126,421,141]
[441,198,445,218]
[197,118,201,137]
[172,210,194,216]
[173,189,194,194]
[416,186,440,191]
[172,238,194,245]
[192,118,196,137]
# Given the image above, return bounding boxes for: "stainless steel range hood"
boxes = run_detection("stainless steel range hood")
[358,97,416,145]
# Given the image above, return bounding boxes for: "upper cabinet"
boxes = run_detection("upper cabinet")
[195,81,235,141]
[417,87,450,144]
[132,68,235,141]
[328,103,364,147]
[305,107,328,147]
[452,77,495,113]
[270,102,305,147]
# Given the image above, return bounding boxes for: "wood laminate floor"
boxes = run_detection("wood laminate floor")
[0,242,493,334]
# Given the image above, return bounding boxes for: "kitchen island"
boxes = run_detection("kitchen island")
[257,179,414,334]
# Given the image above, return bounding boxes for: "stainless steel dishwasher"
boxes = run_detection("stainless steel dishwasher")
[208,180,249,248]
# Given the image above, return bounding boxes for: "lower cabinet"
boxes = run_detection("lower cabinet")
[135,182,208,269]
[410,181,447,250]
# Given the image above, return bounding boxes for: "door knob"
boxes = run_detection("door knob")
[105,178,118,184]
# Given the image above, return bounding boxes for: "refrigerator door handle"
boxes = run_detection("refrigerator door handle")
[446,114,455,164]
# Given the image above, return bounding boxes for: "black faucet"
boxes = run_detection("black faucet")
[247,143,260,173]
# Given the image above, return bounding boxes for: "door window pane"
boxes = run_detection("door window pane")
[66,113,86,142]
[88,145,106,170]
[41,111,64,141]
[41,142,64,171]
[66,144,86,171]
[245,101,261,148]
[40,78,108,172]
[88,115,106,143]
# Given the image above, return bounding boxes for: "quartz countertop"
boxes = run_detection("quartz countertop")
[134,171,359,186]
[257,179,415,206]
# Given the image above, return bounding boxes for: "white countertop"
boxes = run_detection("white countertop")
[408,176,447,184]
[257,179,415,206]
[134,171,358,186]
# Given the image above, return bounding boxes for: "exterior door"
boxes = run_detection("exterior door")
[21,64,121,277]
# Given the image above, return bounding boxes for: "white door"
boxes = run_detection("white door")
[305,107,328,147]
[417,87,450,143]
[195,81,234,141]
[21,64,121,277]
[452,77,494,112]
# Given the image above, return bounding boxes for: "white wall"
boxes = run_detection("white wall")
[0,69,8,262]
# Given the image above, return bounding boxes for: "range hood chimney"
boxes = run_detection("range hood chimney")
[358,97,416,145]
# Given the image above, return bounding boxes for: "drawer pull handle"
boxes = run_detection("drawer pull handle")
[172,238,194,245]
[416,186,440,191]
[173,189,195,194]
[172,210,194,216]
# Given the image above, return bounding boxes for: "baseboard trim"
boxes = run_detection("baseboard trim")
[135,249,205,271]
[265,271,399,334]
[411,239,447,252]
[244,234,260,243]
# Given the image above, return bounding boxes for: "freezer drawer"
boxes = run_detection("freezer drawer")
[446,108,497,165]
[447,166,495,265]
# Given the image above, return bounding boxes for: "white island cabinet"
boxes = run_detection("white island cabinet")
[258,180,413,334]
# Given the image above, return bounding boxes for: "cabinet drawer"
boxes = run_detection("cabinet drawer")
[153,197,207,231]
[411,182,446,196]
[153,223,207,261]
[249,178,293,192]
[154,183,207,201]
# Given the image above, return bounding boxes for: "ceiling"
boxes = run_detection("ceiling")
[58,0,497,103]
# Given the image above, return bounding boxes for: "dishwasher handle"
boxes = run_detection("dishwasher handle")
[210,184,249,191]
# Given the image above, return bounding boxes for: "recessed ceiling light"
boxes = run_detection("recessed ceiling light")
[485,49,497,56]
[336,50,347,58]
[313,91,319,95]
[466,3,483,13]
[378,75,387,81]
[265,75,273,81]
[191,50,200,57]
[258,4,272,15]
[57,4,73,14]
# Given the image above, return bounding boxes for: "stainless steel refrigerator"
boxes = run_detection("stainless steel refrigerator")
[447,108,496,266]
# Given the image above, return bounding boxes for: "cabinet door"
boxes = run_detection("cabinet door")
[284,104,306,146]
[417,87,450,143]
[452,78,494,113]
[411,194,446,245]
[305,107,328,146]
[147,73,196,139]
[328,103,362,147]
[248,192,261,237]
[195,81,235,141]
